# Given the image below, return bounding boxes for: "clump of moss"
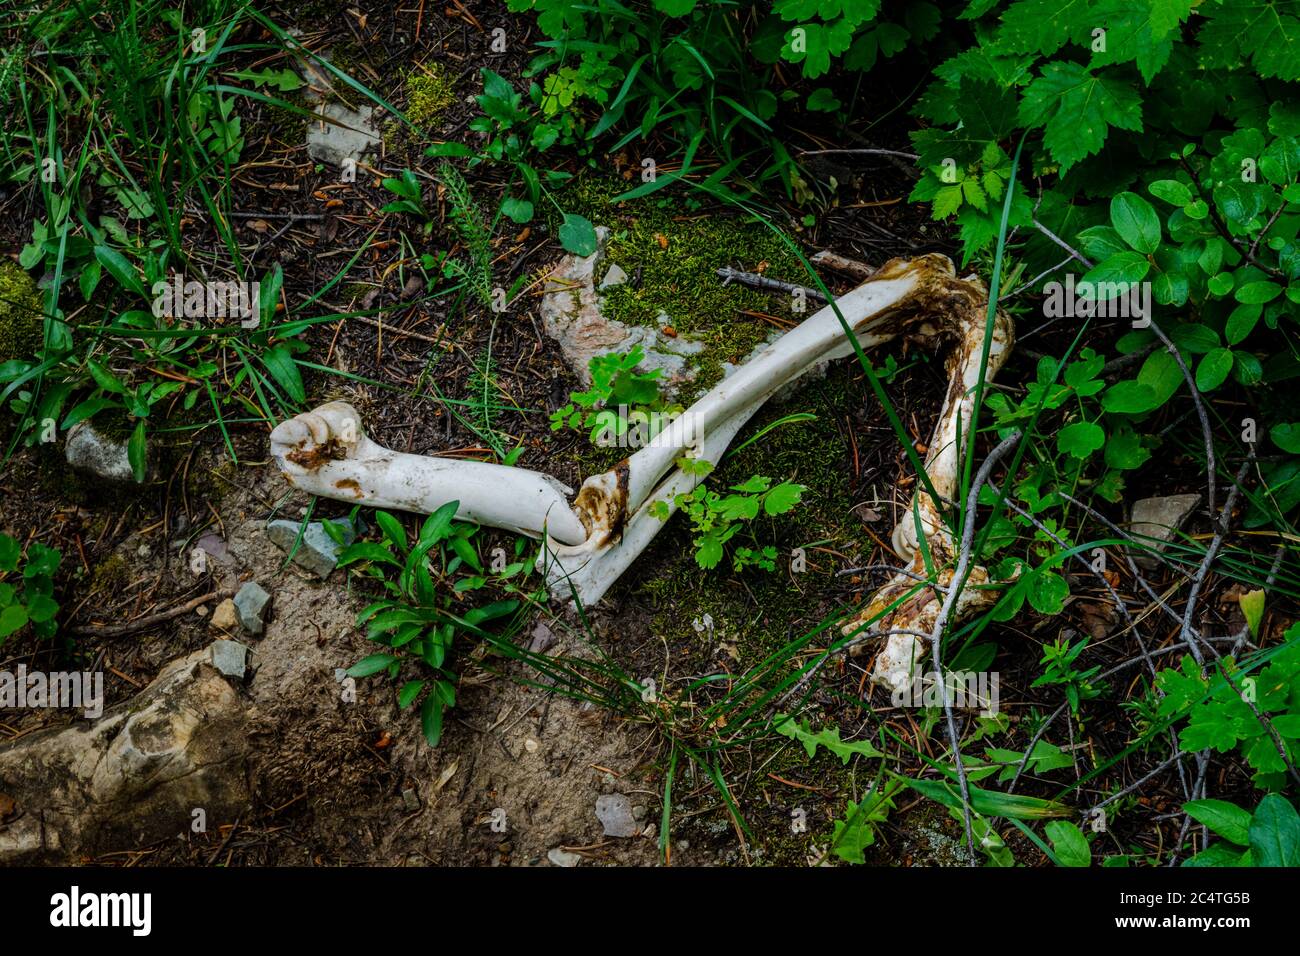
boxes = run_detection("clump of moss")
[90,552,129,595]
[405,65,456,131]
[551,178,812,396]
[0,261,43,363]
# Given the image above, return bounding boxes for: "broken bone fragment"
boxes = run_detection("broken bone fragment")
[268,255,1013,692]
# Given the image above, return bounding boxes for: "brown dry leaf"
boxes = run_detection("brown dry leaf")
[0,792,15,819]
[246,219,270,234]
[654,233,668,249]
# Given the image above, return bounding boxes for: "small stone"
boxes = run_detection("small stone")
[136,544,151,558]
[527,621,556,654]
[209,639,249,678]
[210,599,239,631]
[598,263,628,290]
[266,517,361,577]
[595,793,639,838]
[196,532,231,566]
[306,102,380,167]
[401,787,421,811]
[65,421,141,483]
[547,847,582,867]
[524,738,539,754]
[195,605,208,618]
[233,582,272,636]
[1128,494,1200,569]
[632,804,647,821]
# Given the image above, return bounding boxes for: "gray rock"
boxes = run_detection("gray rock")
[266,517,361,577]
[1128,494,1200,568]
[306,102,380,167]
[196,532,232,566]
[401,787,421,811]
[527,621,556,654]
[595,793,639,838]
[64,421,140,483]
[233,581,272,636]
[209,639,249,678]
[598,263,628,290]
[547,847,582,867]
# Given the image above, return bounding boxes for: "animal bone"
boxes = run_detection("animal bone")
[269,254,1012,691]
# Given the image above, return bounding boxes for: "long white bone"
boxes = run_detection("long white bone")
[268,254,1012,691]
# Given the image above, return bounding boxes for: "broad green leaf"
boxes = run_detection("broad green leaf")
[1045,820,1091,867]
[1195,348,1233,391]
[1057,421,1104,459]
[1249,794,1300,867]
[558,213,598,256]
[1111,191,1162,253]
[1184,798,1252,846]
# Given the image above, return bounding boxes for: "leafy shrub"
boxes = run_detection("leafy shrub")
[0,533,61,643]
[338,505,532,746]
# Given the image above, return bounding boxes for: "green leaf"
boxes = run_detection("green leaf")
[421,694,445,747]
[1270,422,1300,453]
[763,481,806,515]
[374,511,408,552]
[1249,795,1300,867]
[0,603,29,638]
[1148,179,1192,206]
[1184,799,1252,846]
[1239,589,1265,639]
[1195,348,1234,392]
[1057,421,1104,459]
[500,197,534,223]
[1017,63,1142,171]
[93,245,145,298]
[1082,251,1149,287]
[1045,820,1091,867]
[26,593,58,624]
[347,653,399,677]
[397,679,426,709]
[127,420,147,483]
[775,714,883,763]
[262,347,306,404]
[1225,303,1262,345]
[558,213,598,256]
[0,536,20,573]
[695,534,723,570]
[1101,380,1158,414]
[1111,192,1162,254]
[903,775,1072,819]
[1028,569,1069,614]
[1235,281,1282,304]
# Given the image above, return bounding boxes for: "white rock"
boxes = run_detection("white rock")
[65,421,140,483]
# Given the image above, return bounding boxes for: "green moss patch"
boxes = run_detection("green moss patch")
[0,261,43,363]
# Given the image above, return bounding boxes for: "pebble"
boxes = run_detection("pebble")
[210,598,239,631]
[547,848,582,868]
[209,639,249,679]
[233,581,272,636]
[595,793,640,838]
[266,517,362,578]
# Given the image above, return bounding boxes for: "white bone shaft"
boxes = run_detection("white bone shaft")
[619,272,917,513]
